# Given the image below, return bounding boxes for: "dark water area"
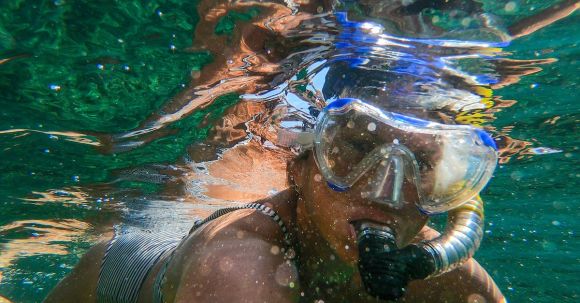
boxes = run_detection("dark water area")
[0,1,578,302]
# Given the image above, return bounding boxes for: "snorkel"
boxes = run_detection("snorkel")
[356,196,485,300]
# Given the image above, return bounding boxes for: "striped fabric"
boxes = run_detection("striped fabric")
[96,231,183,303]
[96,203,291,303]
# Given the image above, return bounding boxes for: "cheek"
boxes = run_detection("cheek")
[304,182,358,258]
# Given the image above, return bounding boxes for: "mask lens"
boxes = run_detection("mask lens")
[314,99,497,213]
[316,110,385,187]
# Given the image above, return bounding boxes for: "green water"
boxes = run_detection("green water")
[0,1,578,302]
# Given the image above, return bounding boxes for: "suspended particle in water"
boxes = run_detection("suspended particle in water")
[314,174,322,182]
[461,17,472,27]
[510,171,523,181]
[530,83,538,89]
[72,175,80,182]
[271,245,281,255]
[367,122,377,132]
[551,220,561,226]
[504,2,517,12]
[49,84,61,91]
[219,257,234,272]
[541,240,557,251]
[96,64,104,70]
[467,293,486,303]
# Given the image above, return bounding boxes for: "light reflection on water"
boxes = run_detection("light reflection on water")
[0,1,577,302]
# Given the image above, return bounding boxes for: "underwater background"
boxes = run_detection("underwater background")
[0,1,578,302]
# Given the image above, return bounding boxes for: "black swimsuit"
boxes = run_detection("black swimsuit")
[95,203,292,303]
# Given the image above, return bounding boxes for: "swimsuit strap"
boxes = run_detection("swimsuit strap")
[154,203,295,303]
[189,203,293,248]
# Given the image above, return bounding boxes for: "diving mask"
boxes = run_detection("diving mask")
[291,98,497,214]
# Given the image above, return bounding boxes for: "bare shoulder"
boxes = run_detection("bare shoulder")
[44,240,109,303]
[164,209,300,303]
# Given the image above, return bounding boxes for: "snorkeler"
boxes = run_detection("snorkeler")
[46,97,504,302]
[44,1,578,302]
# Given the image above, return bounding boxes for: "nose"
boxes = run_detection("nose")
[366,155,405,208]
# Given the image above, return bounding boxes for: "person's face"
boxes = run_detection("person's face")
[292,151,429,265]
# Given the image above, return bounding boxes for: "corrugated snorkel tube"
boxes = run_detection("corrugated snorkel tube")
[419,196,485,277]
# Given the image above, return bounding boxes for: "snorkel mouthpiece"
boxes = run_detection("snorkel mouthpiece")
[357,223,435,301]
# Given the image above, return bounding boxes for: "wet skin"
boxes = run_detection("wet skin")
[45,151,505,303]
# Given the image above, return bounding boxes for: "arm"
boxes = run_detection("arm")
[508,0,579,39]
[43,241,108,303]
